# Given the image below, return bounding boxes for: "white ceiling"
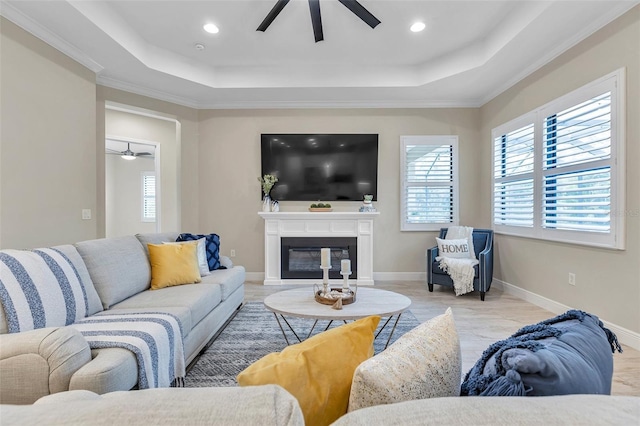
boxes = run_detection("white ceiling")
[2,0,637,109]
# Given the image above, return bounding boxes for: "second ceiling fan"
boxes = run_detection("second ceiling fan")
[257,0,381,43]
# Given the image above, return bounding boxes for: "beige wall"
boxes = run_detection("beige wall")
[96,87,200,235]
[105,154,156,237]
[197,108,482,274]
[480,7,640,332]
[0,17,97,249]
[105,109,178,233]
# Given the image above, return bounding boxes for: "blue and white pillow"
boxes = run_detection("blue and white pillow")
[177,233,221,271]
[0,248,93,333]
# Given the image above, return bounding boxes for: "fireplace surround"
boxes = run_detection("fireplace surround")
[258,212,379,285]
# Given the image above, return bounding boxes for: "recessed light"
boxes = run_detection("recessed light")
[203,23,219,34]
[194,43,205,51]
[410,22,426,32]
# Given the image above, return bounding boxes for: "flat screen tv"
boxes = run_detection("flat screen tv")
[261,134,378,202]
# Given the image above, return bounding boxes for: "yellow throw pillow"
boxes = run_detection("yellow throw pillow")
[237,315,380,426]
[148,242,201,290]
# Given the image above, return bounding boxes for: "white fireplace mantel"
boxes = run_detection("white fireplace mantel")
[258,211,379,286]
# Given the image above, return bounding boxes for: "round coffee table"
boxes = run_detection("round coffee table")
[263,287,411,348]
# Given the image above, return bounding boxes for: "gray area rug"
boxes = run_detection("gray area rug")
[185,301,420,388]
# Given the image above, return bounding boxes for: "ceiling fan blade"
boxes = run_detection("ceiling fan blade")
[308,0,323,42]
[106,148,121,154]
[337,0,381,29]
[136,152,152,156]
[257,0,291,32]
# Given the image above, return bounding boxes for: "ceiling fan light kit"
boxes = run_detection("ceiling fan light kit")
[107,143,152,161]
[257,0,381,43]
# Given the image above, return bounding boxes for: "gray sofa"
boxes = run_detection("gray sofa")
[0,232,245,404]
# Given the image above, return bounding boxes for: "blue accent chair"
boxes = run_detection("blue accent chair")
[426,228,494,301]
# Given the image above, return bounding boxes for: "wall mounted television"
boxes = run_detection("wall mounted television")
[261,134,378,202]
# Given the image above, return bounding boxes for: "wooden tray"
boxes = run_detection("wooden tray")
[309,208,333,212]
[314,287,356,305]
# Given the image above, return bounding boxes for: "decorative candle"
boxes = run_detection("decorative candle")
[321,248,331,268]
[341,259,351,273]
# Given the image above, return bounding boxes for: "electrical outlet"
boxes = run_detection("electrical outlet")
[82,209,92,220]
[568,273,576,286]
[230,249,236,258]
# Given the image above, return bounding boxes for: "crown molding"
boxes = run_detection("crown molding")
[97,75,201,109]
[98,75,481,110]
[0,0,104,73]
[479,2,638,106]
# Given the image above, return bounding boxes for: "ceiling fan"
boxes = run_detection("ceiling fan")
[257,0,381,43]
[106,143,152,161]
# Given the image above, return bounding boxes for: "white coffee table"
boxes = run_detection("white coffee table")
[263,287,412,348]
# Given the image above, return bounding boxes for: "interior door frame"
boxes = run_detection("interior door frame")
[105,136,162,234]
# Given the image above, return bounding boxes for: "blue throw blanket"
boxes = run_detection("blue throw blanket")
[461,310,622,396]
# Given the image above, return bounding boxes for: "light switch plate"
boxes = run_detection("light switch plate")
[82,209,92,220]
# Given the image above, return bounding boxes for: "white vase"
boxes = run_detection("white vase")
[262,195,271,212]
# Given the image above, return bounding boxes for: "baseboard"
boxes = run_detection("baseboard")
[374,272,426,281]
[493,279,640,351]
[245,272,264,282]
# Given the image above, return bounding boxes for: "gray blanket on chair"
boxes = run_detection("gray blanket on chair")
[460,310,622,396]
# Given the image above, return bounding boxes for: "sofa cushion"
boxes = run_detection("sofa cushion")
[461,310,621,396]
[148,243,201,290]
[348,307,461,412]
[333,395,640,426]
[199,266,245,301]
[237,316,380,426]
[110,284,222,332]
[135,232,181,257]
[6,385,305,426]
[177,233,221,271]
[75,236,150,309]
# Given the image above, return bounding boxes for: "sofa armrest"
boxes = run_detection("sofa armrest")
[0,327,91,404]
[426,246,439,283]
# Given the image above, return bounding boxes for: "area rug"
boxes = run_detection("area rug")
[185,302,420,388]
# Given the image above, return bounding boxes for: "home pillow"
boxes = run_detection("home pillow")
[460,310,622,396]
[237,316,380,426]
[348,307,461,412]
[147,242,201,290]
[163,238,210,277]
[177,233,221,271]
[436,237,472,259]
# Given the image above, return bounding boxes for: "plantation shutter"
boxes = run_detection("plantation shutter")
[542,92,612,232]
[401,136,458,231]
[493,123,535,227]
[142,172,156,222]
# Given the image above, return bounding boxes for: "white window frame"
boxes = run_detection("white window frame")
[141,171,156,223]
[400,135,459,231]
[492,69,625,249]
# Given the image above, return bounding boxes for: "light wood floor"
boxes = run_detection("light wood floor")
[244,280,640,396]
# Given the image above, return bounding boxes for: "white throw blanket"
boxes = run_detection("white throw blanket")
[436,226,478,296]
[70,312,185,388]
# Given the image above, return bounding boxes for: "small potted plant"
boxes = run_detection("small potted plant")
[309,202,332,212]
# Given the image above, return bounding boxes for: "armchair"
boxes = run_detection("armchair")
[426,228,493,301]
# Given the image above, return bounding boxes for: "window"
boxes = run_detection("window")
[492,69,625,249]
[401,136,459,231]
[142,171,156,222]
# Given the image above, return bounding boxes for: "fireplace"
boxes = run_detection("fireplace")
[281,237,357,279]
[258,211,378,285]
